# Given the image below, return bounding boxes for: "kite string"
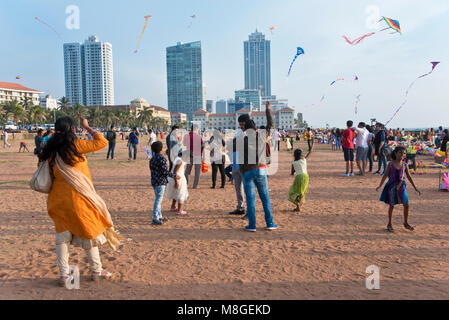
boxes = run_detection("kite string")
[35,17,63,40]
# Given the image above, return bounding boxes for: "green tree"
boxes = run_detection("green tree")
[137,107,153,129]
[58,96,71,113]
[88,108,102,128]
[28,105,46,126]
[101,109,118,128]
[71,103,87,127]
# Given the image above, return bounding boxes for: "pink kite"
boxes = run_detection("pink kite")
[342,33,376,46]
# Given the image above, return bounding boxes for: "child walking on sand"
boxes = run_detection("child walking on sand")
[289,148,312,212]
[376,146,421,232]
[166,151,189,215]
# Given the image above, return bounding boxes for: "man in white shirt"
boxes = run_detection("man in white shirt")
[355,122,370,175]
[148,129,157,146]
[3,130,11,148]
[272,129,281,151]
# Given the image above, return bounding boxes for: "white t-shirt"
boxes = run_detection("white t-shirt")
[149,132,157,145]
[355,127,369,148]
[272,131,281,142]
[293,159,307,175]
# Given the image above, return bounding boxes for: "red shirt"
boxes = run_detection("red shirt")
[342,128,355,149]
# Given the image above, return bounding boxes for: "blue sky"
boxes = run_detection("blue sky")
[1,0,448,128]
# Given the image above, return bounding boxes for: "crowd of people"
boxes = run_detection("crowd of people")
[15,104,449,286]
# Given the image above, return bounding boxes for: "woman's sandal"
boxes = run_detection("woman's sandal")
[177,211,187,216]
[404,223,415,231]
[58,276,69,287]
[387,224,394,233]
[91,270,112,282]
[170,208,178,212]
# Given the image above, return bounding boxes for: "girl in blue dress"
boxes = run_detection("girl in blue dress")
[376,146,421,232]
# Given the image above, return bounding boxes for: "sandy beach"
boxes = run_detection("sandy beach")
[1,138,448,300]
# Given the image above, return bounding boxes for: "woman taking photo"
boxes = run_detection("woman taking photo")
[39,117,122,286]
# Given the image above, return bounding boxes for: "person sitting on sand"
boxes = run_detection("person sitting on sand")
[289,148,312,212]
[39,117,122,286]
[376,146,421,233]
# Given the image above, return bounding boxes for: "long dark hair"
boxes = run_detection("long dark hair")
[39,117,84,166]
[391,146,406,161]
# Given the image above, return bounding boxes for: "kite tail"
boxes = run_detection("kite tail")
[287,57,297,77]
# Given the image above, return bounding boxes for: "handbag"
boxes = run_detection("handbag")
[30,160,53,193]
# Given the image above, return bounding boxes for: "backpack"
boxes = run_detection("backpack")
[106,131,115,141]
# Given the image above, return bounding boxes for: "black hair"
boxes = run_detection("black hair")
[151,141,163,154]
[347,120,353,127]
[294,148,303,161]
[244,119,257,131]
[110,125,114,129]
[366,125,373,133]
[39,117,84,166]
[171,125,179,132]
[259,125,266,129]
[238,114,250,123]
[37,128,44,134]
[391,146,406,160]
[376,122,384,128]
[358,122,365,127]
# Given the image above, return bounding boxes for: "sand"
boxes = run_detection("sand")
[0,138,449,300]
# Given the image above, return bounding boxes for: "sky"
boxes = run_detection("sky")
[1,0,448,128]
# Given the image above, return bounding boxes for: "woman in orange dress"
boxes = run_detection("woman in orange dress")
[39,117,121,286]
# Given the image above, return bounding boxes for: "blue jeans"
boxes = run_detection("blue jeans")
[378,147,387,173]
[367,144,373,171]
[336,137,341,150]
[107,143,115,159]
[128,143,138,160]
[242,169,274,229]
[153,185,166,221]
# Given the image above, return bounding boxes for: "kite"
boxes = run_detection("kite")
[269,26,277,34]
[287,47,304,77]
[354,94,361,114]
[144,145,152,159]
[188,15,197,28]
[330,78,345,86]
[134,15,151,54]
[443,173,449,192]
[385,62,440,126]
[34,17,63,40]
[342,16,401,46]
[307,75,359,107]
[15,76,24,81]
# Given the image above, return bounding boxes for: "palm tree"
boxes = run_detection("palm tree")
[137,106,153,129]
[71,103,87,127]
[88,108,102,128]
[58,97,71,113]
[29,105,46,127]
[101,109,118,128]
[21,96,33,112]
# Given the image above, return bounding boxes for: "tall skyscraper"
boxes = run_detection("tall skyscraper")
[215,99,228,114]
[235,89,261,111]
[206,100,215,113]
[166,41,204,120]
[63,35,114,106]
[244,30,271,97]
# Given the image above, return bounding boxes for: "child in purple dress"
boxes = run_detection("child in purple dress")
[376,146,421,232]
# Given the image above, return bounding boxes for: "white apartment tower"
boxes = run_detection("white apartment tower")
[63,35,114,106]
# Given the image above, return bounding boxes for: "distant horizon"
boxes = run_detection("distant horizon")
[1,0,448,128]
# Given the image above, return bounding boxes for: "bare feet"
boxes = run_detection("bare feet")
[404,223,415,231]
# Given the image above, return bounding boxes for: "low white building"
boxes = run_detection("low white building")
[192,107,296,130]
[171,112,187,125]
[39,94,58,110]
[0,82,42,106]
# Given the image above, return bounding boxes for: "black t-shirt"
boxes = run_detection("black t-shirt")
[441,136,449,152]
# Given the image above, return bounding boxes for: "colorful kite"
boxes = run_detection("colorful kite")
[330,78,345,86]
[385,62,440,125]
[15,76,24,82]
[354,94,361,114]
[269,26,277,34]
[308,75,359,107]
[34,17,63,40]
[287,47,304,77]
[188,15,197,28]
[342,16,401,46]
[134,15,151,54]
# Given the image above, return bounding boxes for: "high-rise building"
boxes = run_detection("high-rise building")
[63,35,114,106]
[215,99,228,114]
[39,94,58,110]
[244,30,271,97]
[235,89,261,111]
[206,100,214,113]
[166,41,204,121]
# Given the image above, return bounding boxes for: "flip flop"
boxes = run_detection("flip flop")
[404,223,415,231]
[177,211,187,216]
